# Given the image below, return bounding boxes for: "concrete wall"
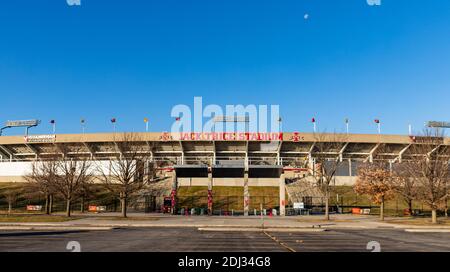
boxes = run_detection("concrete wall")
[0,162,31,183]
[333,176,357,186]
[0,161,358,186]
[177,177,279,187]
[0,161,121,183]
[177,176,357,187]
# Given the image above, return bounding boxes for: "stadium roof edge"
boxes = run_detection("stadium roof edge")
[0,132,448,145]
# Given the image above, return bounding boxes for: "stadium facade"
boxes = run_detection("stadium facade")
[0,132,448,215]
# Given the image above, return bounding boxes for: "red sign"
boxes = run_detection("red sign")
[26,205,42,211]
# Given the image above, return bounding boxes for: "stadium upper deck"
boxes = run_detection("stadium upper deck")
[0,132,448,165]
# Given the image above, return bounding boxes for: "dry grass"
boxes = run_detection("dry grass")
[0,214,82,222]
[94,216,160,221]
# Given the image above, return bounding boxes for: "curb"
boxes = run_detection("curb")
[0,226,114,231]
[198,227,326,232]
[404,229,450,233]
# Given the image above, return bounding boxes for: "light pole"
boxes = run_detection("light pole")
[0,120,40,136]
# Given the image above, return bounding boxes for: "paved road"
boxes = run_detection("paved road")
[0,228,449,252]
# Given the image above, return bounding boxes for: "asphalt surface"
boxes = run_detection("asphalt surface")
[0,227,449,252]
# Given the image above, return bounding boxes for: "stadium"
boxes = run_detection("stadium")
[1,130,447,216]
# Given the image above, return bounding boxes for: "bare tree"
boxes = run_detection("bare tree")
[52,155,94,217]
[24,158,58,215]
[309,132,349,220]
[391,164,418,216]
[403,130,449,224]
[96,133,156,218]
[354,162,394,221]
[3,186,21,215]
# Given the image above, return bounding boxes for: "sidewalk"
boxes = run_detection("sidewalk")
[1,213,449,232]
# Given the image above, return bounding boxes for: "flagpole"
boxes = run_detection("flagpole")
[144,118,149,132]
[80,119,86,135]
[345,118,349,135]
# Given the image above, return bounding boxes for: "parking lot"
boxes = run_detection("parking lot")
[0,227,449,252]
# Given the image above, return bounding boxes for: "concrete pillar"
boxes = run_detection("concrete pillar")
[243,170,250,216]
[348,159,352,177]
[279,173,286,216]
[207,167,213,216]
[171,171,178,215]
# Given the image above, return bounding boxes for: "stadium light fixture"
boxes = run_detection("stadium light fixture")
[427,121,450,128]
[212,115,250,133]
[0,119,41,136]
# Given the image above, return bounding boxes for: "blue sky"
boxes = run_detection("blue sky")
[1,0,450,135]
